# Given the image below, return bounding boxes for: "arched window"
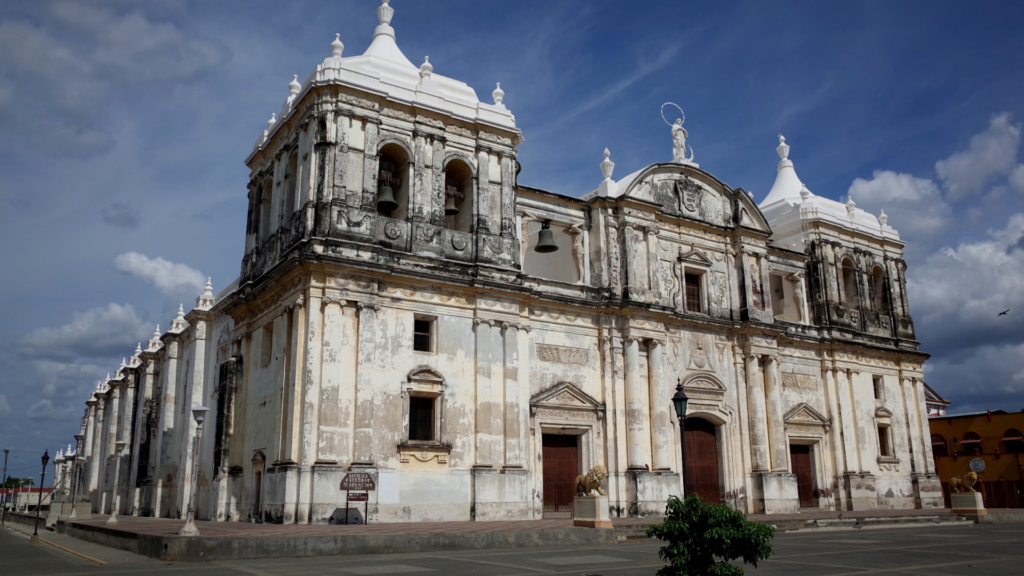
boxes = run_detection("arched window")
[961,431,982,455]
[871,266,888,311]
[841,258,857,305]
[282,152,297,229]
[259,181,273,242]
[443,159,473,232]
[931,434,947,458]
[1003,428,1024,453]
[376,143,410,220]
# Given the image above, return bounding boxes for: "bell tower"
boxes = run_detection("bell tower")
[241,0,523,285]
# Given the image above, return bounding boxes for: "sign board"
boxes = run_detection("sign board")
[347,492,368,502]
[340,472,376,491]
[969,458,986,473]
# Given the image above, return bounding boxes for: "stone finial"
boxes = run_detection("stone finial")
[267,113,276,129]
[288,75,301,96]
[196,277,216,310]
[879,209,888,227]
[148,324,162,351]
[331,33,344,57]
[377,0,394,26]
[67,444,73,455]
[846,195,856,217]
[135,342,142,356]
[170,304,188,333]
[419,56,433,79]
[777,134,790,161]
[799,184,810,203]
[600,148,615,180]
[492,82,505,105]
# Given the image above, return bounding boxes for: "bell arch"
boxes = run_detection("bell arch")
[442,157,474,232]
[376,141,411,220]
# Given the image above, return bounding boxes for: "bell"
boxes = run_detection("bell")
[445,195,459,216]
[534,220,558,253]
[377,184,398,213]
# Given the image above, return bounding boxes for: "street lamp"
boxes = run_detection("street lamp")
[31,450,49,543]
[179,406,209,537]
[69,457,86,521]
[106,441,127,525]
[672,380,690,495]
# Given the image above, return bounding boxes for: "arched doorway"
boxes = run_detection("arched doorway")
[683,417,721,504]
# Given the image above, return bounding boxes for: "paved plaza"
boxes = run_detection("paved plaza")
[4,522,1024,575]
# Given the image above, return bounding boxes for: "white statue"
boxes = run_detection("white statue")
[661,102,694,163]
[672,118,688,162]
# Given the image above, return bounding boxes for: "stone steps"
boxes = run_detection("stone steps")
[614,513,970,540]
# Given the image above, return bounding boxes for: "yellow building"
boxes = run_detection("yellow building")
[929,410,1024,508]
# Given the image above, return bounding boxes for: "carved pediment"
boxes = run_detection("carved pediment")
[531,382,605,419]
[875,407,894,419]
[679,248,713,266]
[784,403,830,428]
[682,375,726,392]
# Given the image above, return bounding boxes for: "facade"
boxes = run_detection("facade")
[929,410,1024,508]
[67,1,943,524]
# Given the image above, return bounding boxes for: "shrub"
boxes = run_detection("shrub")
[646,494,775,576]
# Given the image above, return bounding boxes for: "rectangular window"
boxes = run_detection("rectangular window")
[409,396,435,441]
[260,324,273,368]
[685,273,702,312]
[878,426,890,457]
[873,376,883,400]
[413,318,433,352]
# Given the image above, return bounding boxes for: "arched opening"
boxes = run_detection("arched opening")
[961,431,982,455]
[259,181,273,243]
[443,159,473,232]
[282,152,298,229]
[377,143,410,220]
[683,417,721,504]
[1003,429,1024,453]
[871,266,887,310]
[841,258,857,305]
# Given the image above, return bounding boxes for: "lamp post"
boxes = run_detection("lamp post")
[69,457,86,521]
[106,441,127,525]
[2,448,8,524]
[31,450,50,543]
[672,380,690,496]
[179,406,209,537]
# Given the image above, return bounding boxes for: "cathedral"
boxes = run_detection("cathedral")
[60,1,943,525]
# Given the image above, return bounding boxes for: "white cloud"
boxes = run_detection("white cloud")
[16,303,151,362]
[935,113,1021,201]
[27,399,78,421]
[0,395,10,416]
[0,1,230,156]
[847,170,952,256]
[114,252,205,299]
[1009,164,1024,194]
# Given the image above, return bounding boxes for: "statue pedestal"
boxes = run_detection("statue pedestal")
[950,492,986,515]
[573,495,611,528]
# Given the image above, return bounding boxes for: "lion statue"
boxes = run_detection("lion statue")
[576,465,608,496]
[949,471,979,493]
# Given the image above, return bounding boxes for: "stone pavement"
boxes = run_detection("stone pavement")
[5,521,1024,575]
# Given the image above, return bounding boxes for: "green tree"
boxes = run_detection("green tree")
[2,477,32,489]
[646,494,775,576]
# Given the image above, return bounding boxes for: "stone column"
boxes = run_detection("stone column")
[473,318,501,468]
[154,338,180,517]
[763,356,788,472]
[744,356,769,472]
[500,154,516,238]
[84,400,99,498]
[105,386,121,513]
[283,302,305,463]
[502,323,525,468]
[823,367,848,474]
[900,377,925,474]
[317,299,345,463]
[360,120,381,211]
[297,288,323,524]
[835,369,861,473]
[912,378,936,474]
[352,302,378,465]
[648,339,673,471]
[624,337,651,470]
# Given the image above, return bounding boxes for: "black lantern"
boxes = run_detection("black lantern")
[672,382,689,420]
[534,220,558,253]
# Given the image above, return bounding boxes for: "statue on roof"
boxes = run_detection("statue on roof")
[662,102,694,164]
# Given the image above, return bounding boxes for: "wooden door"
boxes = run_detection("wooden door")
[790,444,817,507]
[542,434,579,518]
[684,418,721,504]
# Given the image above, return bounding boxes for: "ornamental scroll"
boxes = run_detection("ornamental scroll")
[536,344,589,366]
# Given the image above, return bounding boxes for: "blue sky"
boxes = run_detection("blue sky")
[1,0,1023,463]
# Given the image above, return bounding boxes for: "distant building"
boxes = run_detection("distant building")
[67,1,941,524]
[924,383,950,416]
[928,410,1024,508]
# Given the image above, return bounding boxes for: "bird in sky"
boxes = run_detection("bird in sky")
[998,309,1010,317]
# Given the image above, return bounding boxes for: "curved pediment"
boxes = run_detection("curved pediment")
[617,163,771,233]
